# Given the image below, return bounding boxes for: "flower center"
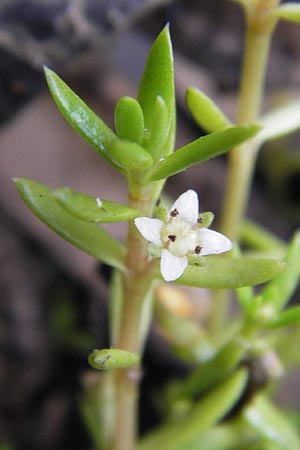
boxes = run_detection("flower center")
[160,217,200,257]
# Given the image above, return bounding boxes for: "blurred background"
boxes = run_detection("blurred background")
[1,1,300,449]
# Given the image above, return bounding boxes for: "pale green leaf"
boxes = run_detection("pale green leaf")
[108,139,153,172]
[186,87,231,133]
[53,187,140,223]
[150,125,260,181]
[88,348,140,370]
[271,3,300,23]
[114,96,144,143]
[269,306,300,328]
[14,178,125,270]
[44,67,117,161]
[258,101,300,144]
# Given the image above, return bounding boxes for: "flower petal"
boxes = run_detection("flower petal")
[134,217,163,246]
[198,228,232,255]
[160,249,188,281]
[170,189,199,223]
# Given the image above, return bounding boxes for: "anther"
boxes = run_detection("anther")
[195,245,202,254]
[170,208,179,217]
[197,217,203,224]
[168,235,176,242]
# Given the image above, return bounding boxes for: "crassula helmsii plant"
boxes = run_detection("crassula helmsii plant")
[14,1,300,449]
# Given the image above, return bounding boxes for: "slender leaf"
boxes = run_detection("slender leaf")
[139,369,248,450]
[108,139,153,172]
[14,178,125,270]
[44,67,117,161]
[114,96,144,143]
[186,87,231,133]
[269,306,300,328]
[243,395,300,450]
[138,25,176,156]
[271,3,300,23]
[150,125,260,181]
[54,187,140,223]
[258,101,300,144]
[170,256,287,289]
[88,348,140,370]
[147,96,169,161]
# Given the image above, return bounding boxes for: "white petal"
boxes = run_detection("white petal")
[170,190,199,223]
[134,217,163,246]
[160,249,188,281]
[198,228,232,255]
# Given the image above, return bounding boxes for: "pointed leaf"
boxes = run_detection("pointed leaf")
[114,96,144,143]
[257,101,300,144]
[150,125,260,181]
[14,178,125,270]
[269,306,300,328]
[44,67,117,161]
[169,257,287,289]
[138,25,175,156]
[139,369,248,450]
[186,87,231,133]
[53,187,140,223]
[147,95,169,161]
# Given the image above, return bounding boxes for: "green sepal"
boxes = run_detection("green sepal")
[261,232,300,311]
[150,124,260,181]
[154,200,169,223]
[269,3,300,23]
[172,257,287,289]
[53,187,141,223]
[14,178,125,270]
[114,96,144,143]
[186,87,231,133]
[138,25,176,156]
[198,211,214,228]
[243,395,300,450]
[44,67,117,162]
[88,348,140,370]
[269,306,300,329]
[139,369,248,450]
[108,139,153,172]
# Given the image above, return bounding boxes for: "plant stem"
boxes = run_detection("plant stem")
[220,0,280,240]
[111,182,158,450]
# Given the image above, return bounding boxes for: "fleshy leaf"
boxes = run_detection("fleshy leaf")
[44,67,117,161]
[186,87,231,132]
[270,3,300,23]
[147,96,169,161]
[168,256,287,289]
[108,139,153,172]
[257,101,300,145]
[150,124,260,181]
[14,178,125,270]
[261,232,300,311]
[53,187,140,223]
[243,395,300,450]
[269,306,300,328]
[88,348,140,370]
[139,369,248,450]
[138,25,175,156]
[114,96,144,143]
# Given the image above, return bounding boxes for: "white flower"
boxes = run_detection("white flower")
[134,190,232,282]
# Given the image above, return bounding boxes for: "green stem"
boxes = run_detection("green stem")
[111,182,158,450]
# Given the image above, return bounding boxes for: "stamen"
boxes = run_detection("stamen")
[170,208,179,217]
[195,245,202,254]
[168,235,176,242]
[197,217,203,224]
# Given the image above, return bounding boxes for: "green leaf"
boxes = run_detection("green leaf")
[270,3,300,23]
[186,87,231,133]
[172,256,287,289]
[269,306,300,328]
[147,96,169,162]
[150,124,260,181]
[261,232,300,311]
[44,67,117,161]
[139,369,248,450]
[114,96,144,143]
[108,139,153,172]
[240,219,286,255]
[14,178,125,270]
[173,340,245,401]
[258,101,300,144]
[138,25,176,156]
[88,348,140,370]
[53,187,140,223]
[243,395,300,450]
